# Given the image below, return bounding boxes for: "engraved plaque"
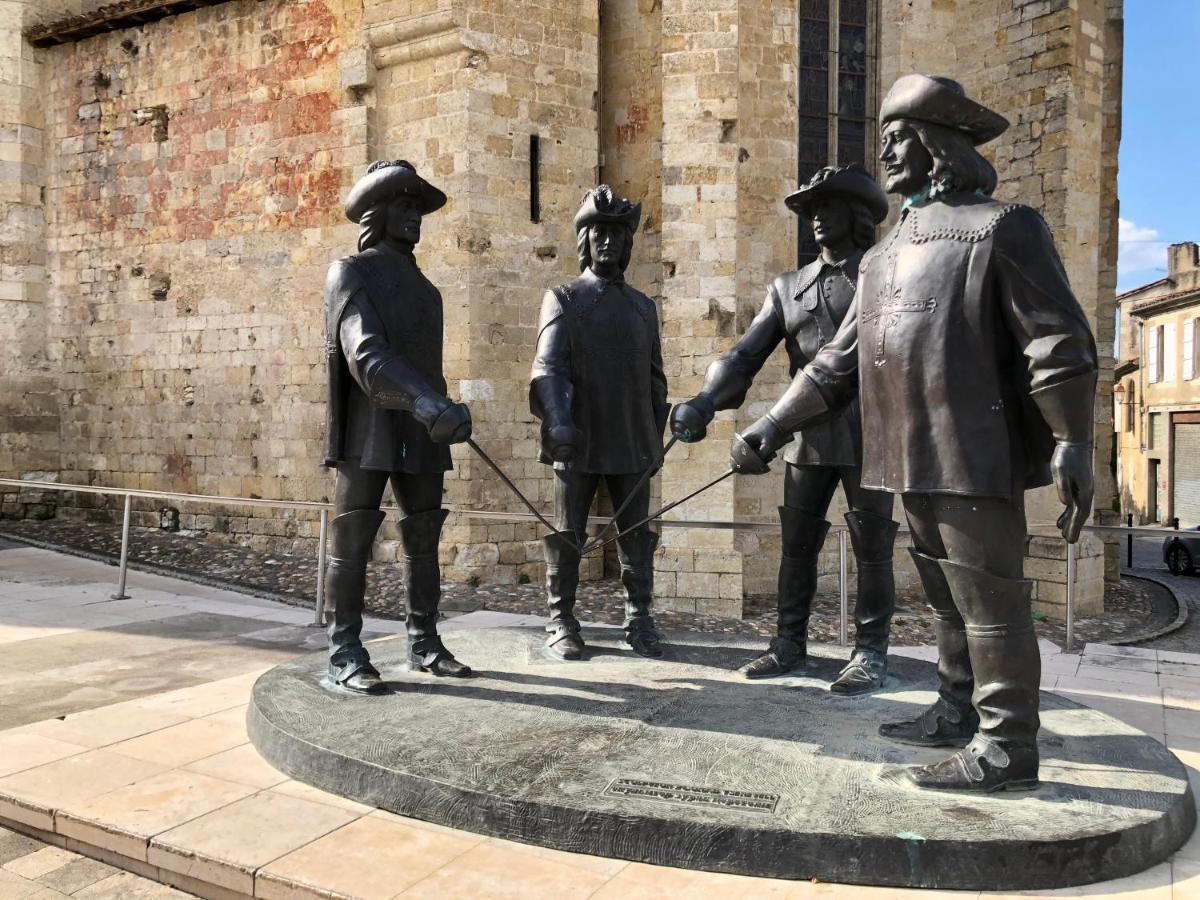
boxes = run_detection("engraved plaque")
[604,778,779,814]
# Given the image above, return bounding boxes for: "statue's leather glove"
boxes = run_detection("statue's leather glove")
[730,416,788,475]
[544,423,580,464]
[670,395,716,443]
[1052,442,1094,544]
[1031,372,1097,545]
[415,391,472,444]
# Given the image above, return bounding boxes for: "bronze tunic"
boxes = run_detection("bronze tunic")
[792,195,1097,498]
[530,269,669,474]
[323,245,452,474]
[705,253,863,468]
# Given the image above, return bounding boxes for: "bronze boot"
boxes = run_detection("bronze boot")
[401,509,472,678]
[831,509,898,695]
[904,560,1040,793]
[879,550,979,746]
[619,529,664,658]
[543,530,586,660]
[744,508,829,679]
[326,509,388,694]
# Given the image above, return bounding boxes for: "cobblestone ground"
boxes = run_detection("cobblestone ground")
[1125,535,1200,653]
[0,519,1178,649]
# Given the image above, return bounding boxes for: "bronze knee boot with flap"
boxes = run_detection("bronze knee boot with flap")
[401,509,472,678]
[879,549,979,746]
[326,509,387,694]
[903,559,1040,793]
[744,508,829,679]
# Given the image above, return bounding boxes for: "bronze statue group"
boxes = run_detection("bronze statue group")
[320,75,1097,796]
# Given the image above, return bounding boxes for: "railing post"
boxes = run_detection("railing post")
[838,528,849,648]
[1126,513,1133,568]
[312,507,329,627]
[1065,539,1077,653]
[111,493,132,600]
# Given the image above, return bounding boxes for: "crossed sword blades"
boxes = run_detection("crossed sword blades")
[466,434,734,557]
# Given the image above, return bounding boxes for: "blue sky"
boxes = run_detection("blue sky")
[1117,1,1200,294]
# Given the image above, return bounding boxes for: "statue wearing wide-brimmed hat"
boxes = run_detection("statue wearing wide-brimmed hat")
[728,75,1098,793]
[671,163,899,695]
[530,185,670,661]
[322,160,474,693]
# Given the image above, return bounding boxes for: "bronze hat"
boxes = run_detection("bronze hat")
[785,163,889,223]
[880,74,1009,146]
[573,185,642,234]
[344,160,447,224]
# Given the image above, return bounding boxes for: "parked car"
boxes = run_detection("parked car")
[1163,526,1200,575]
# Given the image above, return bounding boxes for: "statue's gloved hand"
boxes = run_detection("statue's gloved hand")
[670,395,716,443]
[730,416,788,475]
[417,392,472,444]
[544,423,579,464]
[1052,441,1093,543]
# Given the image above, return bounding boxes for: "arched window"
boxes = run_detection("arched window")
[798,0,878,265]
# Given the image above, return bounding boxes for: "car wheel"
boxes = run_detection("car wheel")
[1167,543,1194,576]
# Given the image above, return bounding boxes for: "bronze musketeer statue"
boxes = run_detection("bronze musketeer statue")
[729,75,1097,793]
[322,160,475,693]
[671,164,899,694]
[530,186,671,661]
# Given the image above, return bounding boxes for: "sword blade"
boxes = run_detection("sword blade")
[583,467,736,556]
[466,438,565,539]
[580,433,678,555]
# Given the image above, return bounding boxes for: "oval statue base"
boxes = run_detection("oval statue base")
[247,627,1195,891]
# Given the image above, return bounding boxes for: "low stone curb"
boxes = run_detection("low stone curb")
[1115,570,1190,645]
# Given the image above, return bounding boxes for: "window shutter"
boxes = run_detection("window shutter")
[1164,323,1177,382]
[1185,319,1195,380]
[1149,326,1160,383]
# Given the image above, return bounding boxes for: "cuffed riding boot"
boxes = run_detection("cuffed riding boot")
[904,560,1040,794]
[401,509,472,678]
[543,530,586,660]
[879,550,978,746]
[618,528,663,658]
[743,508,829,680]
[831,510,899,695]
[326,509,387,694]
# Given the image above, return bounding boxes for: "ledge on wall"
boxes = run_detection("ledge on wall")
[25,0,230,48]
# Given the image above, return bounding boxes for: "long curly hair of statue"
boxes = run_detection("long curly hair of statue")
[847,199,878,251]
[903,119,998,198]
[356,160,416,252]
[576,224,635,273]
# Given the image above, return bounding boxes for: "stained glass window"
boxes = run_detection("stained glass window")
[798,0,878,265]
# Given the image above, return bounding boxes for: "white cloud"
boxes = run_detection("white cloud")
[1118,217,1169,279]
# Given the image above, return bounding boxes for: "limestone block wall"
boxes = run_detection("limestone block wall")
[1,0,1123,620]
[0,1,58,517]
[36,0,364,546]
[361,1,601,581]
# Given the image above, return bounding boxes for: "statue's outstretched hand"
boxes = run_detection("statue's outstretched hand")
[670,395,716,443]
[730,416,788,475]
[427,400,472,444]
[1051,442,1093,544]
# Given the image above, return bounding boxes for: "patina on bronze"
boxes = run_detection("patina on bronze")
[672,163,898,695]
[323,160,474,692]
[730,75,1098,793]
[530,186,670,661]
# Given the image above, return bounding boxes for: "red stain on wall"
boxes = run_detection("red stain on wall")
[615,102,649,147]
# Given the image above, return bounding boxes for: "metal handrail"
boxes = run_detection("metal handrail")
[1,476,1170,651]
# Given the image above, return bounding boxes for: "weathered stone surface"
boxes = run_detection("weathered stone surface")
[249,627,1194,891]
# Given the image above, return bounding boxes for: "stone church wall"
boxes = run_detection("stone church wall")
[0,0,1121,617]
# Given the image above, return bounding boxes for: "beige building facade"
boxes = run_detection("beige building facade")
[1116,242,1200,527]
[0,0,1121,618]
